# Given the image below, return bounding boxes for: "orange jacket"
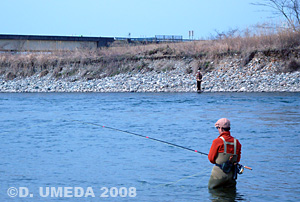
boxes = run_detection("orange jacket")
[208,131,242,164]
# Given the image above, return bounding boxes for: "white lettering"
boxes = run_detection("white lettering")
[19,187,29,197]
[85,187,95,197]
[74,187,84,197]
[64,187,73,197]
[51,187,63,197]
[39,187,49,197]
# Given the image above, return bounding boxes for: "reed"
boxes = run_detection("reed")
[1,26,300,80]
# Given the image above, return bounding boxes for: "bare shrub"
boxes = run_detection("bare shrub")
[1,24,300,80]
[285,59,300,72]
[6,72,16,80]
[39,69,49,78]
[242,51,257,66]
[53,66,63,78]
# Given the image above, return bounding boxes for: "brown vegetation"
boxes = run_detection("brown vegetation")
[1,26,300,80]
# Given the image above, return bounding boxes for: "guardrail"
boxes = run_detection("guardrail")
[115,35,183,43]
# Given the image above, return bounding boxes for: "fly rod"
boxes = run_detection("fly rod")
[72,120,208,156]
[72,120,252,171]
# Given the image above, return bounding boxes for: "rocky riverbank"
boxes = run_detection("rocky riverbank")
[0,54,299,93]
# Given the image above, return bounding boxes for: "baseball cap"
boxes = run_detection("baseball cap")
[215,118,230,129]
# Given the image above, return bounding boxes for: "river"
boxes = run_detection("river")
[0,92,299,201]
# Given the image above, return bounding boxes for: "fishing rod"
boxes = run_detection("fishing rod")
[72,120,252,171]
[72,120,208,156]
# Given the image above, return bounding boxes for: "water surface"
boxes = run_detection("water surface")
[0,92,299,201]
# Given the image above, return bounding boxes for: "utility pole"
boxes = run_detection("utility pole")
[189,30,194,40]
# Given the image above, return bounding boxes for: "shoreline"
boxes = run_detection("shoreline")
[1,72,299,93]
[1,56,300,93]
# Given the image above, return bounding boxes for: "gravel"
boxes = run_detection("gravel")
[0,57,299,93]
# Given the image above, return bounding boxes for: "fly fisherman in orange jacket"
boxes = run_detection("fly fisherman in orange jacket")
[208,118,242,189]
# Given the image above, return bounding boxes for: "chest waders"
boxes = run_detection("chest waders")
[208,137,238,189]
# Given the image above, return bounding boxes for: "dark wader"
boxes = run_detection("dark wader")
[197,80,201,91]
[208,137,238,189]
[196,72,202,92]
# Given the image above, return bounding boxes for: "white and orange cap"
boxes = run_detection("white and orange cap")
[215,118,230,129]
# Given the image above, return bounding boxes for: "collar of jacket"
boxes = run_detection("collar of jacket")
[218,131,231,138]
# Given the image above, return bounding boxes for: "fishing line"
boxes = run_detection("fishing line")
[156,167,211,187]
[72,119,252,185]
[72,120,252,171]
[72,120,208,156]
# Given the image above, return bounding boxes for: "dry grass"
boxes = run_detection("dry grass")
[1,26,300,80]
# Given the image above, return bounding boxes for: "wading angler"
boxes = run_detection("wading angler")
[208,118,242,189]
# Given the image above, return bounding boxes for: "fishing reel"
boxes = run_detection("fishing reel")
[237,164,245,174]
[236,163,252,174]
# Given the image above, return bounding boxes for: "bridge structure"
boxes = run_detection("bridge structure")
[0,34,186,52]
[115,35,183,43]
[0,34,115,52]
